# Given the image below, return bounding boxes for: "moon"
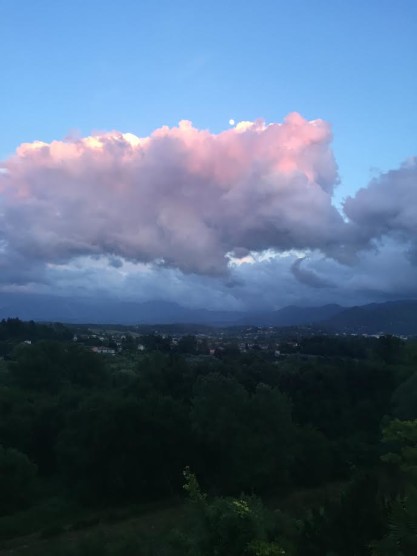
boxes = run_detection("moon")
[229,119,235,126]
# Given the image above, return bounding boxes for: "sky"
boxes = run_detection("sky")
[1,0,417,310]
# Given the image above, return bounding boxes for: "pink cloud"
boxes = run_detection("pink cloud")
[0,113,344,275]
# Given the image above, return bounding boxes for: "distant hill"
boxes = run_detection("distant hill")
[0,292,416,334]
[0,293,344,326]
[242,304,343,326]
[0,293,239,325]
[325,300,417,335]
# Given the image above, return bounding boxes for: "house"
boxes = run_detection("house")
[91,346,116,355]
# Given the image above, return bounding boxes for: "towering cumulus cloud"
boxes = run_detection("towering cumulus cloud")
[0,113,344,276]
[2,113,416,305]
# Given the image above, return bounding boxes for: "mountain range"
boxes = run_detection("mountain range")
[0,292,416,335]
[325,300,417,336]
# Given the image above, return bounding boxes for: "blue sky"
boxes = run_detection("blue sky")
[1,0,417,309]
[2,0,416,201]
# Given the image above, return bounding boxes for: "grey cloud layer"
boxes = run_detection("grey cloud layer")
[344,158,417,258]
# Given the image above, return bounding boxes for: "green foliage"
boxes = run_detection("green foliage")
[381,419,417,477]
[371,487,417,555]
[176,335,198,354]
[57,391,191,503]
[375,419,417,553]
[140,333,171,352]
[297,473,387,556]
[191,373,294,492]
[0,319,72,358]
[1,322,417,554]
[248,540,287,555]
[291,426,333,487]
[297,335,373,358]
[181,470,290,556]
[376,335,404,364]
[276,358,395,476]
[9,341,107,392]
[392,372,417,420]
[10,341,68,391]
[0,444,37,515]
[183,466,207,505]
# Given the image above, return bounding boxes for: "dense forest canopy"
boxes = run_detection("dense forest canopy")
[0,318,416,555]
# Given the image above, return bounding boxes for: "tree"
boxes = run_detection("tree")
[177,335,198,355]
[392,372,417,420]
[57,391,191,503]
[376,335,404,364]
[191,374,294,492]
[297,473,387,556]
[371,488,417,556]
[9,341,66,391]
[0,444,37,514]
[9,341,107,391]
[372,419,417,554]
[177,469,290,556]
[291,426,333,487]
[380,419,417,485]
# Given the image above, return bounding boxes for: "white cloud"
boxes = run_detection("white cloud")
[0,115,416,308]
